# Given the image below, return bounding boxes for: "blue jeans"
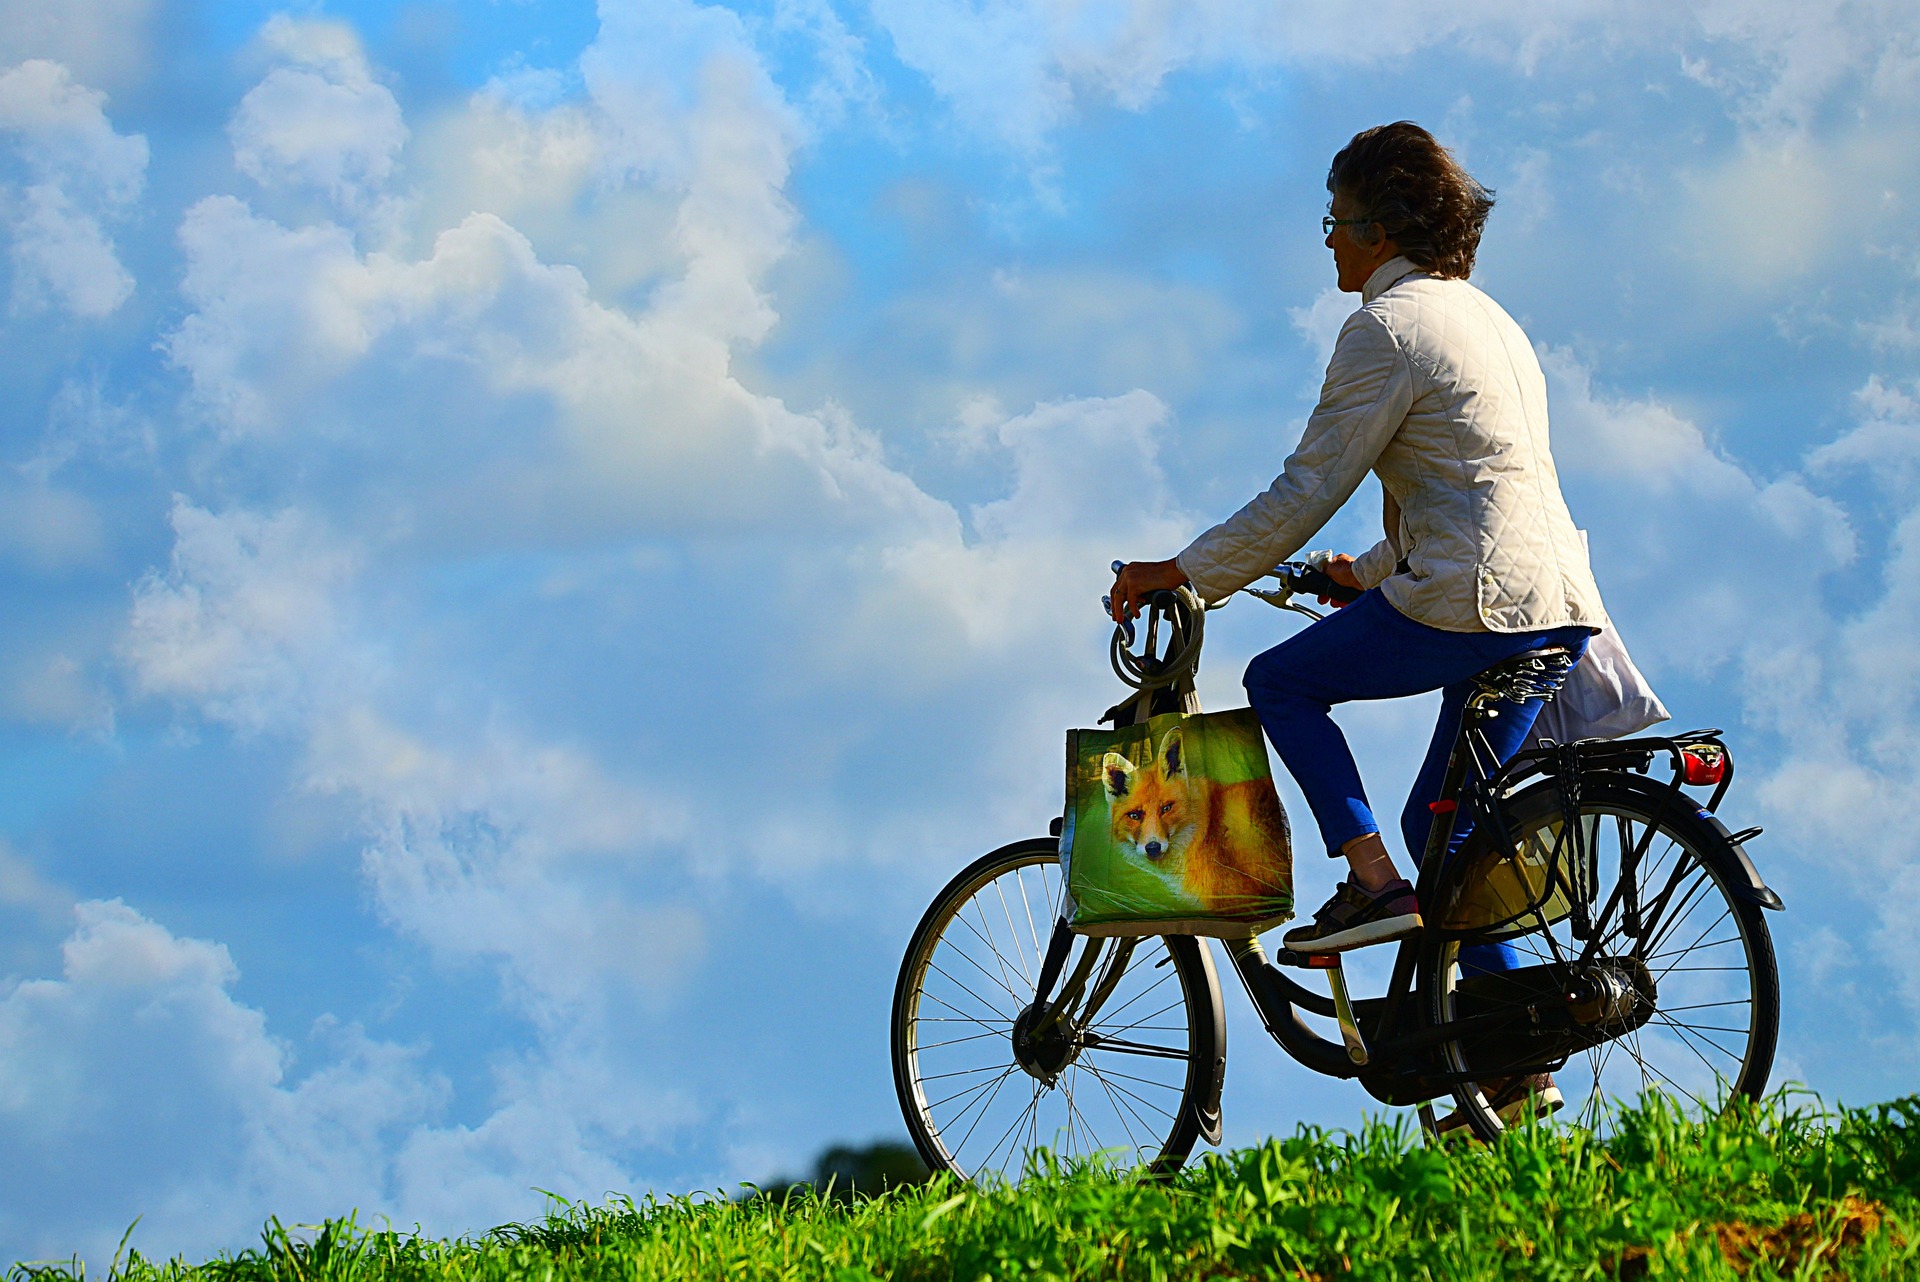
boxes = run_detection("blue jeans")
[1243,589,1590,974]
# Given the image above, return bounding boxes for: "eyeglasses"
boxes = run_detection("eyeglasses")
[1323,216,1374,236]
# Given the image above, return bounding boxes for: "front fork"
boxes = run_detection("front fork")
[1025,920,1132,1039]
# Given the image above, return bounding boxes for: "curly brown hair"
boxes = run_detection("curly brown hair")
[1327,122,1494,280]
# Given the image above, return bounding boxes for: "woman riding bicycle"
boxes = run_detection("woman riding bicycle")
[1110,122,1606,982]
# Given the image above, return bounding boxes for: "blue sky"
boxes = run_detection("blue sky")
[0,0,1917,1264]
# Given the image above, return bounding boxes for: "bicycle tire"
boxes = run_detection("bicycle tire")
[891,838,1225,1184]
[1420,773,1779,1142]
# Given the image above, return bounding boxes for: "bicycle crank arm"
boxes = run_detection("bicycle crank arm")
[1324,960,1370,1067]
[1222,937,1361,1079]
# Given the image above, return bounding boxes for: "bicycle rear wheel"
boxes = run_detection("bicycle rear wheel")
[891,839,1224,1184]
[1421,774,1779,1141]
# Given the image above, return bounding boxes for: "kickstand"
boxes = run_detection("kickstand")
[1416,1101,1442,1147]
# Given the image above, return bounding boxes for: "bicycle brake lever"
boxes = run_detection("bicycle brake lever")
[1105,561,1136,643]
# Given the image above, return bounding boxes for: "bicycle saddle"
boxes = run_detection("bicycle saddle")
[1471,646,1579,703]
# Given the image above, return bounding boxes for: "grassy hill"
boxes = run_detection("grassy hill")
[17,1092,1918,1282]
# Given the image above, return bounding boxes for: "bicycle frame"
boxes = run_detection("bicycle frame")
[1022,583,1776,1115]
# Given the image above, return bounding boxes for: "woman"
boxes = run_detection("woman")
[1110,122,1605,974]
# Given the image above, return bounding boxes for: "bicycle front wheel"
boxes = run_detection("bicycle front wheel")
[891,839,1225,1184]
[1422,774,1779,1142]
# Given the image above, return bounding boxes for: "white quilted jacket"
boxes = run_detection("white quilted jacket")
[1176,257,1606,634]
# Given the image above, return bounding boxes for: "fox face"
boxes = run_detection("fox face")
[1094,722,1292,917]
[1101,728,1193,868]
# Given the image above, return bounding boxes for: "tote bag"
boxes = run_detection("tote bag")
[1060,707,1294,937]
[1524,532,1670,748]
[1524,621,1670,748]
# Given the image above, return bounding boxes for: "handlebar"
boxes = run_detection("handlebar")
[1100,558,1359,698]
[1274,562,1362,605]
[1102,559,1361,634]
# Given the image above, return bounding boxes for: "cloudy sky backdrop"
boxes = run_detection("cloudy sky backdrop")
[0,0,1917,1264]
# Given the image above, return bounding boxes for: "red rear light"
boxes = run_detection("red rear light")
[1681,745,1726,786]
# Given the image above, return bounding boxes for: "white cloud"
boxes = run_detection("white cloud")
[1679,124,1919,287]
[0,839,70,925]
[0,0,156,93]
[0,900,444,1266]
[125,16,1223,1233]
[1690,0,1920,130]
[1808,375,1920,494]
[228,17,407,218]
[0,475,108,575]
[863,0,1918,156]
[0,649,111,732]
[764,0,881,129]
[126,501,360,734]
[0,59,147,317]
[117,498,709,1245]
[1542,345,1854,672]
[1288,286,1353,369]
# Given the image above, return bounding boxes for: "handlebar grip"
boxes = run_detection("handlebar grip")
[1285,564,1363,605]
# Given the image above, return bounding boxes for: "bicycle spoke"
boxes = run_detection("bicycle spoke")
[1649,910,1737,984]
[1082,1034,1189,1061]
[1647,937,1743,968]
[934,1080,1017,1145]
[920,1062,1016,1084]
[1074,1062,1145,1159]
[1079,1056,1187,1100]
[1084,1073,1161,1160]
[947,1065,1020,1155]
[1659,999,1751,1014]
[971,896,1025,1001]
[1632,1045,1707,1103]
[926,958,1018,1022]
[950,911,1026,1003]
[915,1028,1008,1052]
[1015,870,1043,971]
[1648,1010,1748,1064]
[916,992,1009,1029]
[980,1082,1044,1179]
[1096,997,1187,1039]
[1641,866,1713,958]
[1084,1061,1182,1125]
[994,879,1035,988]
[927,1063,1017,1113]
[1091,979,1180,1030]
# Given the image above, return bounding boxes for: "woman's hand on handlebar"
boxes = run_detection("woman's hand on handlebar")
[1319,554,1362,606]
[1109,558,1188,623]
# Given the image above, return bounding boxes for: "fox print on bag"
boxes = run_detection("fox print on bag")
[1100,727,1290,915]
[1064,708,1294,936]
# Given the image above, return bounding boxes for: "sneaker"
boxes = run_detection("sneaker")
[1281,878,1422,953]
[1433,1073,1565,1136]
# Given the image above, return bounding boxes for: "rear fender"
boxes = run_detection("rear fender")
[1698,809,1785,911]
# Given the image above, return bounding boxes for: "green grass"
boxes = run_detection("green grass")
[19,1092,1920,1282]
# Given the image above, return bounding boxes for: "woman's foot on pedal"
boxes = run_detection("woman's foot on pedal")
[1282,878,1421,952]
[1434,1073,1564,1136]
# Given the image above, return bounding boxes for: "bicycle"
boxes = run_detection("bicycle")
[890,564,1784,1182]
